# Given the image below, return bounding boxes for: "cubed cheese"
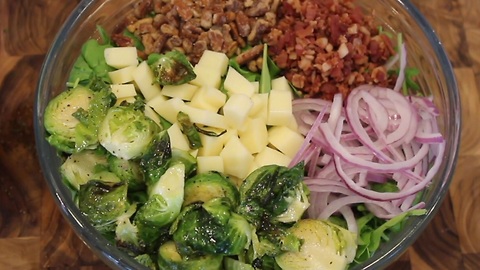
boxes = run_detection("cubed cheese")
[189,86,227,112]
[132,61,162,101]
[198,133,225,156]
[197,156,225,174]
[196,50,230,76]
[104,47,138,69]
[239,118,268,154]
[223,67,255,97]
[267,89,293,126]
[108,66,136,84]
[271,76,292,92]
[111,84,137,99]
[254,147,291,167]
[161,83,198,101]
[248,93,269,121]
[268,126,304,158]
[223,93,253,129]
[148,97,185,123]
[190,64,222,89]
[167,123,190,151]
[144,105,162,127]
[115,96,136,106]
[251,81,260,94]
[220,135,254,179]
[182,104,228,129]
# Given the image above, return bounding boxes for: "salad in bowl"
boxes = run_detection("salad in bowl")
[35,0,460,269]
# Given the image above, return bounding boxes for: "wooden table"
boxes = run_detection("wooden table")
[1,0,479,269]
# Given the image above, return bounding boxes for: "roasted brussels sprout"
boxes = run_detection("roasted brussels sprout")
[275,219,357,270]
[183,171,240,207]
[60,149,120,190]
[158,241,223,270]
[98,105,160,160]
[172,197,252,257]
[108,154,145,191]
[238,162,309,225]
[134,163,186,248]
[78,180,129,234]
[44,86,94,153]
[148,50,196,85]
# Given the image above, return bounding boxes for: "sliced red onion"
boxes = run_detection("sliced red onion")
[292,78,445,222]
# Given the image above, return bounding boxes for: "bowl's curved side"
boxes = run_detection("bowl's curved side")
[351,1,461,269]
[34,0,147,269]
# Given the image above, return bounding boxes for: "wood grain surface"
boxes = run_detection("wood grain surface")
[0,0,479,269]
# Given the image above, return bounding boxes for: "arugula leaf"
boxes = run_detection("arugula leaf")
[68,39,114,87]
[352,207,427,266]
[229,57,260,82]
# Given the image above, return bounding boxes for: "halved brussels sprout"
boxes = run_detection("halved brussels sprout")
[183,171,239,207]
[44,86,94,153]
[275,219,357,270]
[172,197,252,257]
[158,241,223,270]
[98,105,160,160]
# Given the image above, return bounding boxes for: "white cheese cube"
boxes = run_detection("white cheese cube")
[132,61,162,101]
[149,97,185,123]
[268,126,304,158]
[267,90,293,126]
[271,76,292,92]
[223,93,253,129]
[190,64,222,89]
[239,118,268,154]
[197,156,224,174]
[198,133,225,156]
[223,67,255,97]
[161,83,198,101]
[190,86,227,112]
[111,84,137,99]
[197,50,230,76]
[108,66,136,84]
[251,81,260,94]
[285,114,299,131]
[167,123,190,151]
[146,94,168,109]
[115,96,136,106]
[249,93,269,121]
[220,135,254,179]
[144,105,162,127]
[182,104,228,129]
[104,47,138,69]
[255,147,291,167]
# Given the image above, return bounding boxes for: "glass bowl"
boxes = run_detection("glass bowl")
[34,0,461,269]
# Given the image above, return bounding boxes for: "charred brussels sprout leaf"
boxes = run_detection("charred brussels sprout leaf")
[78,180,129,234]
[134,254,156,270]
[158,241,223,270]
[172,197,251,257]
[98,105,161,160]
[177,111,202,150]
[148,51,196,85]
[140,131,172,187]
[183,171,240,207]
